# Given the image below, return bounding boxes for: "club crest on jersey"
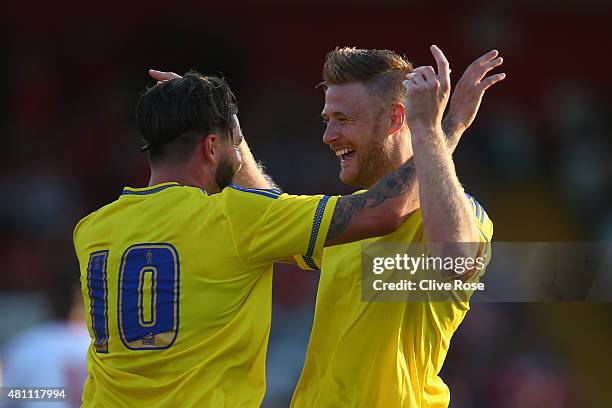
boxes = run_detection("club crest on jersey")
[142,333,156,346]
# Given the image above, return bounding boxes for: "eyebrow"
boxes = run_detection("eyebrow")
[322,110,352,117]
[322,111,358,120]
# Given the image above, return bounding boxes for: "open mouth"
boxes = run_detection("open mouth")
[335,148,356,163]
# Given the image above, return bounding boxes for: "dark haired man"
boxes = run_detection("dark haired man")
[73,71,450,406]
[290,46,504,407]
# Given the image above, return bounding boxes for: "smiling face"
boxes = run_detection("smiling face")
[322,82,398,187]
[319,47,414,188]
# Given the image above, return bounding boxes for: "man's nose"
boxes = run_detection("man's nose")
[322,124,339,145]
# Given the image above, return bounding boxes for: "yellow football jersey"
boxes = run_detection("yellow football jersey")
[291,194,492,408]
[73,182,338,407]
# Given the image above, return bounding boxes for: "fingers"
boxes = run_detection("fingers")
[455,49,505,89]
[479,72,506,91]
[404,72,426,87]
[430,45,450,91]
[404,66,438,90]
[413,66,437,84]
[148,69,182,82]
[484,56,503,71]
[474,49,498,66]
[149,69,166,80]
[474,56,503,83]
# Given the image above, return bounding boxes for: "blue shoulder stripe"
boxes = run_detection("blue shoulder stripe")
[246,187,283,195]
[228,184,282,199]
[302,196,331,269]
[465,193,486,224]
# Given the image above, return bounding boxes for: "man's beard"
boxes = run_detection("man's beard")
[215,154,237,191]
[350,121,394,188]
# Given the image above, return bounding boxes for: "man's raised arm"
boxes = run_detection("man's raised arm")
[404,45,504,274]
[232,127,278,190]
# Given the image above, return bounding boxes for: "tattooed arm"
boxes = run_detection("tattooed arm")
[325,158,419,247]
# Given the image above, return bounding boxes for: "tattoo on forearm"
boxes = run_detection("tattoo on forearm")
[327,159,417,241]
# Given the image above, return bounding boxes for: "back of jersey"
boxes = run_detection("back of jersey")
[75,184,271,406]
[73,182,337,407]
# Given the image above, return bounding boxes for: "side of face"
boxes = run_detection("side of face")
[205,114,243,191]
[321,83,395,187]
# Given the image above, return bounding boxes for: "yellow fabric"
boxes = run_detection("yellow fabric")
[73,182,337,407]
[291,193,492,408]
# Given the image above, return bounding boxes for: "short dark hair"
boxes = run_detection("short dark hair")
[321,47,413,103]
[135,71,238,164]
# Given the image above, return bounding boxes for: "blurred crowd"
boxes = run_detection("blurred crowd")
[1,2,611,407]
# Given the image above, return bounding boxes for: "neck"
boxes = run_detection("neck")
[363,129,413,188]
[149,163,215,191]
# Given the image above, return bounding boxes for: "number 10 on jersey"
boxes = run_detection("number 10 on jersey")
[86,243,180,352]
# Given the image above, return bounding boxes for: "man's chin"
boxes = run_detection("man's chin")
[339,168,362,188]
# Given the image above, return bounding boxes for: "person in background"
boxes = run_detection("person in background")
[1,272,89,408]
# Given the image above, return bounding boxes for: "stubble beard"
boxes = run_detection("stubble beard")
[347,119,395,189]
[215,153,238,191]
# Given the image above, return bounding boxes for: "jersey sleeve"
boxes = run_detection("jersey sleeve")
[466,193,493,243]
[222,186,338,267]
[291,189,369,270]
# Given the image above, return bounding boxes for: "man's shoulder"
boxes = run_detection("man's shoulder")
[209,185,285,222]
[73,198,122,243]
[224,184,284,199]
[75,184,209,231]
[464,192,493,241]
[464,193,491,219]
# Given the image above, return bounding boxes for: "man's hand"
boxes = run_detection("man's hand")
[444,50,506,135]
[402,45,451,133]
[148,69,182,84]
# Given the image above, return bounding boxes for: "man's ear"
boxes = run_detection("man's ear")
[202,134,218,164]
[388,102,406,135]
